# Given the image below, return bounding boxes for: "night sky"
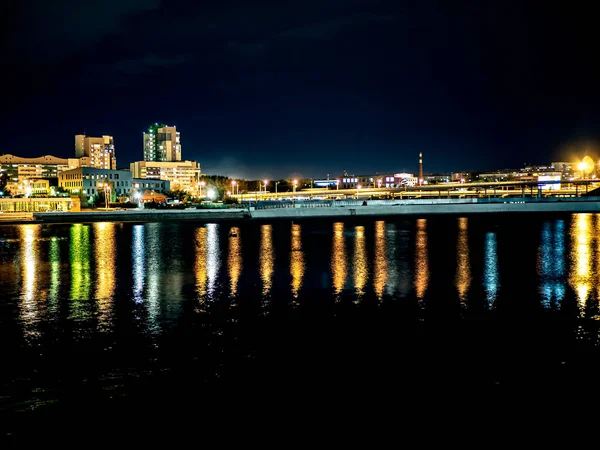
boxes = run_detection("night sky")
[3,1,600,179]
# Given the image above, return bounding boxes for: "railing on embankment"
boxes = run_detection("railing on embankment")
[0,212,34,223]
[249,197,600,219]
[32,209,249,223]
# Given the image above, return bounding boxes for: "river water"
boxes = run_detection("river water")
[2,215,600,434]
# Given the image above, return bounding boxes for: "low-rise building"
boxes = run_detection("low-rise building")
[130,160,200,193]
[59,167,133,198]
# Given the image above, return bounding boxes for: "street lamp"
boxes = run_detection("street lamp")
[275,181,280,198]
[293,179,297,193]
[356,184,362,199]
[98,182,110,209]
[378,179,382,189]
[198,181,206,198]
[231,180,237,196]
[336,179,339,190]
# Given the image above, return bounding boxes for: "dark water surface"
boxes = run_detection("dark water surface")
[2,215,600,437]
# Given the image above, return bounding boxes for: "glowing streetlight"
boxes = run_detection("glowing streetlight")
[335,179,339,190]
[293,179,298,193]
[207,189,215,200]
[231,180,237,196]
[198,180,206,198]
[98,182,110,209]
[356,184,362,198]
[227,190,231,196]
[377,179,382,188]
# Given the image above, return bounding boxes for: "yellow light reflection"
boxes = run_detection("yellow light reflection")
[94,222,116,330]
[195,227,208,303]
[596,214,600,303]
[331,222,347,296]
[455,217,471,302]
[354,225,368,297]
[260,225,274,297]
[414,219,429,301]
[69,224,91,303]
[373,221,387,299]
[290,223,305,298]
[19,225,43,340]
[569,213,591,307]
[228,227,242,298]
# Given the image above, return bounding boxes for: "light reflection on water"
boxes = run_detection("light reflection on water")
[539,219,566,308]
[414,219,429,301]
[19,225,42,340]
[373,221,387,300]
[484,232,499,307]
[353,225,368,298]
[570,214,592,309]
[260,224,274,298]
[206,223,221,300]
[69,224,91,318]
[49,236,61,308]
[331,222,346,296]
[94,222,116,330]
[455,217,471,303]
[195,227,208,302]
[228,226,242,299]
[132,225,145,304]
[8,214,600,345]
[290,223,304,299]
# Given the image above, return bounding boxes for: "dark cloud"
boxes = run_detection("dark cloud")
[8,0,161,62]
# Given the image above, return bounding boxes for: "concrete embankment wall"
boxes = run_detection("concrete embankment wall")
[32,209,249,224]
[251,201,600,219]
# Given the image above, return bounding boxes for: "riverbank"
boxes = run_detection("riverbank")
[1,198,600,225]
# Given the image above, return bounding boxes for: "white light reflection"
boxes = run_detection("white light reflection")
[145,223,161,333]
[538,220,566,308]
[19,225,43,341]
[206,223,221,299]
[483,232,499,307]
[384,223,399,297]
[49,236,61,310]
[132,225,145,304]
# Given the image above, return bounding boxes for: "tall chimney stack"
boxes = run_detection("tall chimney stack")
[419,152,423,186]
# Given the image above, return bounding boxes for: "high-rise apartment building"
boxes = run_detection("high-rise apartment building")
[74,134,117,169]
[143,123,181,162]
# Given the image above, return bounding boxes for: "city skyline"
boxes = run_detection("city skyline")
[4,1,600,179]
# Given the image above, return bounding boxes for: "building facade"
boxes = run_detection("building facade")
[75,135,117,169]
[143,123,181,162]
[130,160,200,192]
[59,167,133,198]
